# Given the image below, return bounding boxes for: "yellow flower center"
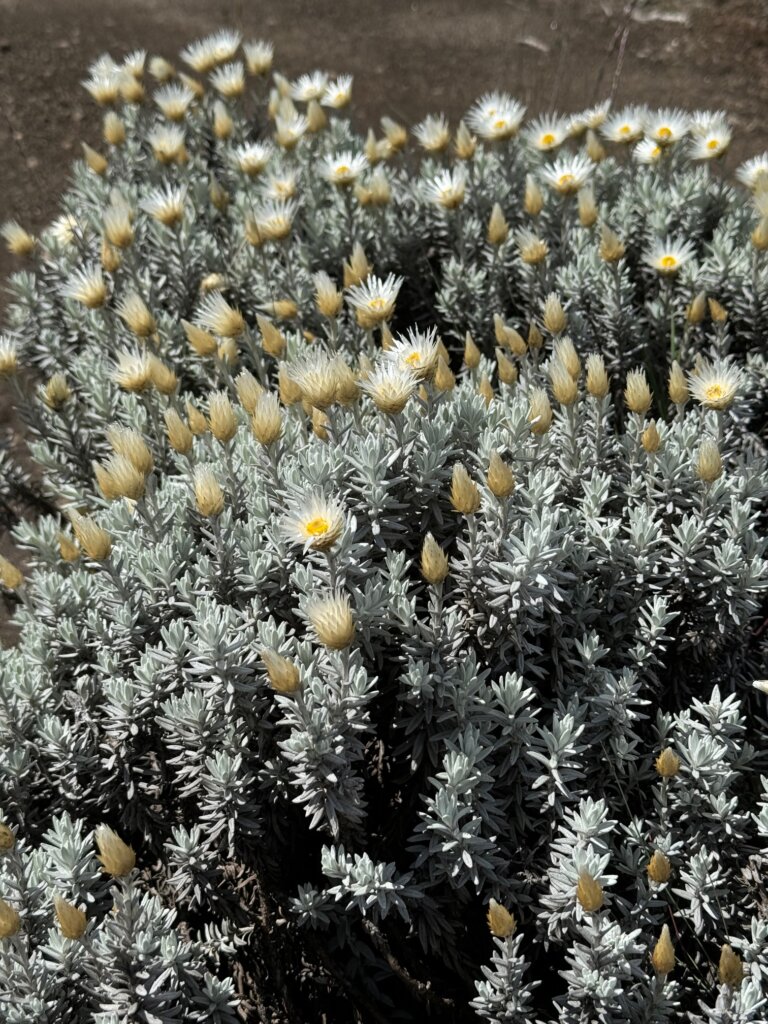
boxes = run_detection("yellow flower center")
[618,124,631,136]
[558,173,575,190]
[657,126,672,140]
[660,255,678,270]
[336,164,351,176]
[275,181,293,196]
[404,352,421,367]
[541,132,556,146]
[368,296,387,310]
[305,516,330,536]
[651,146,661,159]
[706,138,719,151]
[704,383,725,401]
[493,118,508,131]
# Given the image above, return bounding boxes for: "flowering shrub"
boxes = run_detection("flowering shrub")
[1,30,768,1023]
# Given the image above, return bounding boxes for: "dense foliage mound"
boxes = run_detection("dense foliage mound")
[1,30,767,1024]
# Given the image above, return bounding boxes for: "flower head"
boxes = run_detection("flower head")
[195,292,245,337]
[601,106,646,143]
[540,154,592,195]
[644,238,696,275]
[688,360,742,411]
[154,83,196,121]
[413,114,450,153]
[193,465,225,516]
[181,30,241,74]
[346,274,403,329]
[62,266,107,309]
[384,327,439,380]
[1,220,35,255]
[289,351,340,409]
[141,185,186,226]
[486,898,517,938]
[423,167,467,209]
[359,362,418,415]
[689,116,732,161]
[243,40,274,76]
[290,71,329,102]
[526,115,568,152]
[231,141,273,176]
[307,592,356,649]
[95,825,136,877]
[283,494,345,552]
[736,153,768,191]
[321,151,368,187]
[53,895,87,940]
[210,61,245,99]
[322,75,353,108]
[466,92,526,141]
[644,108,689,145]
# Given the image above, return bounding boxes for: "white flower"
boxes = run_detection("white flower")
[122,49,146,78]
[601,106,646,143]
[689,122,732,161]
[688,360,743,411]
[413,114,450,152]
[147,125,186,163]
[82,64,121,104]
[643,238,696,275]
[194,292,245,337]
[290,71,329,102]
[346,274,403,329]
[264,174,298,200]
[243,40,274,76]
[275,111,309,147]
[466,92,526,141]
[210,62,246,98]
[231,141,273,176]
[48,214,81,247]
[282,494,345,552]
[384,327,439,380]
[633,138,664,165]
[526,116,568,152]
[736,153,768,191]
[321,151,368,187]
[62,265,107,308]
[154,84,196,121]
[288,351,339,409]
[253,200,299,241]
[360,361,418,414]
[141,185,186,226]
[643,108,689,145]
[322,75,353,108]
[181,30,241,73]
[423,167,468,209]
[540,154,593,195]
[567,100,611,136]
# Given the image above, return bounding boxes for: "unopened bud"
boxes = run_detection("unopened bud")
[421,532,450,584]
[95,824,136,877]
[651,924,675,975]
[53,895,87,940]
[576,871,603,912]
[642,420,661,453]
[450,464,481,515]
[647,850,672,883]
[487,451,515,498]
[697,439,723,483]
[718,944,743,988]
[487,203,509,246]
[464,332,481,369]
[655,748,681,778]
[486,898,516,938]
[261,649,301,694]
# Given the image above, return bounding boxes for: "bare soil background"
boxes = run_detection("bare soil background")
[0,0,767,641]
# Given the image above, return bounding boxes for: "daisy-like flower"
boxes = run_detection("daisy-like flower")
[540,154,593,195]
[147,125,187,164]
[264,173,298,200]
[601,106,646,143]
[423,167,468,209]
[48,213,80,247]
[243,40,274,76]
[633,138,664,165]
[154,83,196,121]
[113,350,153,392]
[254,199,299,242]
[689,121,732,161]
[346,273,403,329]
[290,71,329,102]
[413,114,451,153]
[116,293,156,337]
[736,153,768,191]
[320,151,368,187]
[567,100,611,137]
[210,61,246,99]
[643,238,696,275]
[275,111,309,148]
[181,30,242,74]
[688,360,743,410]
[465,92,526,141]
[283,494,345,551]
[288,351,339,409]
[231,141,273,176]
[322,75,353,109]
[82,62,121,105]
[122,49,146,79]
[0,335,18,377]
[384,327,439,380]
[526,115,568,152]
[644,108,689,146]
[359,361,418,415]
[195,292,245,338]
[62,265,107,308]
[140,185,186,227]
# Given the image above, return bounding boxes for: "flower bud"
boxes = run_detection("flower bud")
[585,128,606,163]
[527,322,543,350]
[421,533,450,585]
[647,850,672,883]
[193,466,225,516]
[58,533,80,562]
[686,290,707,325]
[0,555,23,590]
[486,898,516,938]
[651,924,675,975]
[642,421,661,453]
[164,409,193,455]
[708,298,728,323]
[261,649,301,694]
[207,392,238,444]
[279,365,303,406]
[43,373,71,410]
[577,186,598,228]
[182,319,218,357]
[487,451,515,498]
[0,899,21,938]
[0,823,15,850]
[234,370,263,415]
[148,356,177,395]
[53,895,87,940]
[586,353,609,398]
[477,374,494,405]
[487,203,509,246]
[433,355,455,392]
[719,944,743,988]
[697,439,723,484]
[257,315,287,359]
[186,400,208,435]
[464,332,481,369]
[524,174,543,216]
[251,393,283,446]
[528,387,553,435]
[625,368,652,415]
[95,824,135,877]
[496,349,518,386]
[751,216,768,250]
[655,748,681,778]
[311,407,329,441]
[542,294,567,334]
[599,223,625,262]
[82,142,108,176]
[554,336,580,379]
[668,361,688,405]
[576,871,603,912]
[70,512,112,561]
[308,593,356,649]
[450,464,481,515]
[549,360,578,406]
[454,120,476,160]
